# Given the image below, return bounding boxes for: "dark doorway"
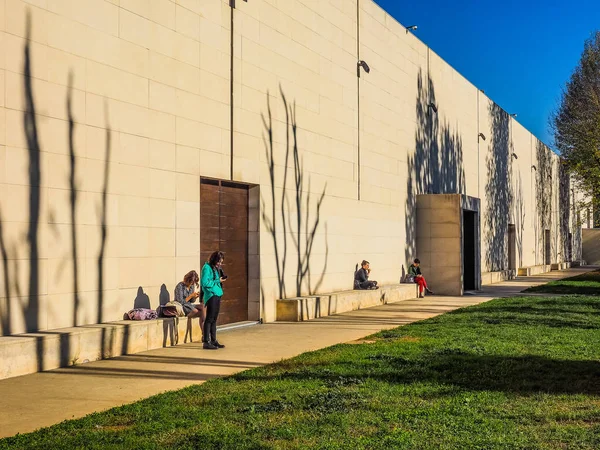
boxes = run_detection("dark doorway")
[463,210,477,291]
[200,179,249,325]
[568,232,573,262]
[508,224,516,270]
[544,229,551,265]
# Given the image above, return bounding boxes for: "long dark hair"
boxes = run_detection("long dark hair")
[183,270,199,288]
[208,251,225,268]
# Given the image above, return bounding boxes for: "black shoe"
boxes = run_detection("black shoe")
[426,288,434,295]
[211,341,225,348]
[203,342,218,350]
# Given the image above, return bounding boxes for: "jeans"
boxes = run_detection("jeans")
[203,295,221,344]
[358,280,377,289]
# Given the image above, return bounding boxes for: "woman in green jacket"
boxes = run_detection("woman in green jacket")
[201,251,227,350]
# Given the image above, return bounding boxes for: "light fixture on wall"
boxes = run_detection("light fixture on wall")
[510,113,518,118]
[511,153,518,160]
[531,165,537,171]
[428,103,438,113]
[406,25,418,33]
[478,133,486,141]
[357,60,370,77]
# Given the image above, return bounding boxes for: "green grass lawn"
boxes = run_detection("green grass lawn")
[2,294,600,449]
[525,269,600,295]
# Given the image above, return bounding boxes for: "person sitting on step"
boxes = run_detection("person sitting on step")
[408,258,434,298]
[354,260,379,290]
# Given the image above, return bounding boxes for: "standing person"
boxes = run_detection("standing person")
[354,260,379,290]
[201,251,227,350]
[174,270,205,338]
[408,258,434,298]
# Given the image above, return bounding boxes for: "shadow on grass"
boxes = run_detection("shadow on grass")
[232,295,600,396]
[525,269,600,295]
[235,351,600,396]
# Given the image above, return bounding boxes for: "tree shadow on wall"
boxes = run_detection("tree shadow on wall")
[512,171,526,268]
[484,103,512,272]
[261,86,328,299]
[558,162,571,262]
[405,69,465,264]
[536,140,553,263]
[0,12,115,371]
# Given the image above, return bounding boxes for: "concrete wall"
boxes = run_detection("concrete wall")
[582,229,600,265]
[0,0,584,335]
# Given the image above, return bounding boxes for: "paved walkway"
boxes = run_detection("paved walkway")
[0,267,593,438]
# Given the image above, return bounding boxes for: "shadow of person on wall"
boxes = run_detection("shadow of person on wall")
[133,287,151,309]
[159,284,170,306]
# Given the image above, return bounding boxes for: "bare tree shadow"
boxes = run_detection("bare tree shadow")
[405,69,465,264]
[558,162,571,262]
[261,86,328,299]
[98,104,112,358]
[484,104,512,271]
[23,14,41,338]
[536,141,553,264]
[0,209,11,336]
[512,172,526,267]
[1,12,116,375]
[67,74,80,327]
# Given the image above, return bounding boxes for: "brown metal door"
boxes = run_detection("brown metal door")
[200,180,248,325]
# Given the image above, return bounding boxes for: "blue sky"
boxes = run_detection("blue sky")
[374,0,598,147]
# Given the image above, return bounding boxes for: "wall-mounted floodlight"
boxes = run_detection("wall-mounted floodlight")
[478,133,486,141]
[357,60,370,77]
[406,25,418,33]
[480,89,485,94]
[428,103,438,113]
[511,153,518,160]
[531,165,537,171]
[510,113,518,118]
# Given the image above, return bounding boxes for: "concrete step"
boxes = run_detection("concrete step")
[276,284,419,322]
[517,264,552,276]
[551,262,574,271]
[0,317,257,381]
[481,270,517,285]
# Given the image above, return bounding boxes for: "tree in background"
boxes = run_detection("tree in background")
[553,31,600,227]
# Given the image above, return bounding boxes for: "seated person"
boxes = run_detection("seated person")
[354,260,379,290]
[174,270,206,339]
[408,258,433,298]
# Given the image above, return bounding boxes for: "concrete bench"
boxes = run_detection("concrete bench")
[517,264,552,276]
[481,270,516,285]
[550,262,575,271]
[276,283,419,322]
[0,317,255,381]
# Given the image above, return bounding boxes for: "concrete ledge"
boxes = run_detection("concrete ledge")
[0,317,253,381]
[517,264,552,277]
[276,284,419,322]
[551,262,573,271]
[481,270,516,285]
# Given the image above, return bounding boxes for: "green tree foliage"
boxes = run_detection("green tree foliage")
[553,31,600,224]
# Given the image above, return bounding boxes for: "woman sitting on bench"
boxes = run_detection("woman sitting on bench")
[408,258,434,298]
